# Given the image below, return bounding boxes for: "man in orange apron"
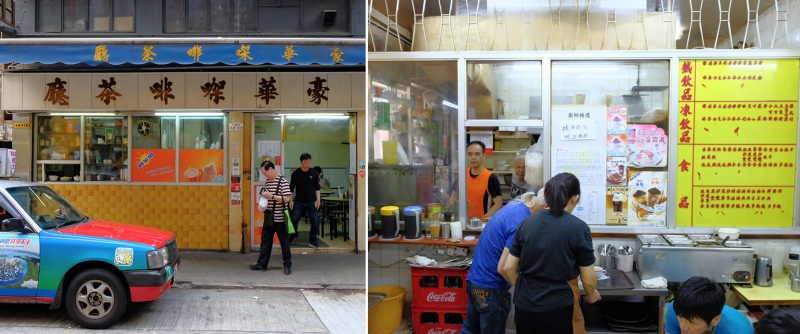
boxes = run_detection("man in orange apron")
[449,141,503,219]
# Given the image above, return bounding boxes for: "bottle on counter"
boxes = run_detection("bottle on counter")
[420,312,439,324]
[444,313,463,324]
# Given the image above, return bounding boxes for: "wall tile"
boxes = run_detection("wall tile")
[381,267,400,286]
[381,243,400,266]
[368,267,382,288]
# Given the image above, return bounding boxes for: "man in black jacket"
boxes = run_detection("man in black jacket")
[289,153,322,249]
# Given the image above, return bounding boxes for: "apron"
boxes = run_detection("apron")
[466,167,492,218]
[568,278,587,334]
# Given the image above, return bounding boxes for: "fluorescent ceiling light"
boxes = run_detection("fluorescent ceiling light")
[279,113,347,116]
[50,113,116,116]
[512,65,540,70]
[154,112,224,116]
[442,101,458,109]
[555,67,620,72]
[285,115,350,119]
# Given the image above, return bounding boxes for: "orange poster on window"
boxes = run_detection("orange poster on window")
[179,149,225,183]
[132,149,176,182]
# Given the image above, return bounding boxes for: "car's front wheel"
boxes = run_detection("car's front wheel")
[65,268,128,329]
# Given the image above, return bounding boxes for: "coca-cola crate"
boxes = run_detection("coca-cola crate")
[410,265,469,308]
[412,304,466,334]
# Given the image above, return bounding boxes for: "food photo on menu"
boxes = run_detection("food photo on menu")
[606,157,627,186]
[606,186,628,225]
[607,134,627,157]
[627,171,668,227]
[607,106,627,135]
[627,124,668,168]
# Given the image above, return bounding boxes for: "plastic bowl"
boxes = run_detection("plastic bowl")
[717,228,741,241]
[48,175,58,181]
[495,164,509,171]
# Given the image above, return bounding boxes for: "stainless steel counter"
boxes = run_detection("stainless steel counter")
[578,271,668,334]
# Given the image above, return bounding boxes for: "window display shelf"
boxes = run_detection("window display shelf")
[368,236,478,247]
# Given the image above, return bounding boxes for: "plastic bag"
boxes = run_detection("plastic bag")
[258,196,269,212]
[524,139,544,187]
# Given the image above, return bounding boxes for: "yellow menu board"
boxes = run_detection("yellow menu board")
[676,59,799,227]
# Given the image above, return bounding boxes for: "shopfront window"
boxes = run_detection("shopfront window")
[369,61,459,216]
[178,116,225,183]
[551,60,670,227]
[467,61,542,120]
[84,116,127,182]
[131,116,176,182]
[35,115,81,182]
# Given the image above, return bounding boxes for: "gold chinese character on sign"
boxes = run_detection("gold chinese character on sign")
[307,76,330,105]
[330,47,344,63]
[282,45,298,62]
[94,45,109,62]
[236,45,253,61]
[201,77,227,104]
[44,77,69,106]
[96,77,122,105]
[187,45,203,62]
[142,45,157,61]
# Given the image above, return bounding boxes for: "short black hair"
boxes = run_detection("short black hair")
[313,166,322,174]
[755,308,800,334]
[260,161,276,171]
[300,153,312,161]
[673,276,725,326]
[467,140,486,153]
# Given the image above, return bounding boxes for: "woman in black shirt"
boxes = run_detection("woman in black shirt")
[502,172,601,334]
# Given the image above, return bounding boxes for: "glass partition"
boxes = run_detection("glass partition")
[369,61,459,220]
[466,61,542,120]
[551,60,670,227]
[131,116,177,182]
[84,115,128,182]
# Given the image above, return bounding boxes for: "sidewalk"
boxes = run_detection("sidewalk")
[175,251,366,291]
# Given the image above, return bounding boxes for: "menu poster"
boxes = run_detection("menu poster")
[606,186,629,225]
[131,149,175,182]
[179,149,225,183]
[628,171,668,227]
[607,135,627,157]
[627,125,668,168]
[607,107,628,135]
[606,157,627,186]
[552,147,606,186]
[676,59,799,227]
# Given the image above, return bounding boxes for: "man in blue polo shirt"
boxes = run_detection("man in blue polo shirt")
[666,276,753,334]
[462,191,545,334]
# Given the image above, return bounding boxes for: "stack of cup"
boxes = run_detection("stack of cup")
[451,221,463,241]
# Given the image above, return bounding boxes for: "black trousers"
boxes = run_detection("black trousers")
[514,304,574,334]
[256,211,292,268]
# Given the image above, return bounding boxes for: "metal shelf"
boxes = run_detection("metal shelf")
[36,160,80,164]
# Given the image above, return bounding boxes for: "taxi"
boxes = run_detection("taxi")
[0,181,179,329]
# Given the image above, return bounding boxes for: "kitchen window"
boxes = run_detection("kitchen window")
[178,116,225,183]
[466,61,543,120]
[37,0,135,33]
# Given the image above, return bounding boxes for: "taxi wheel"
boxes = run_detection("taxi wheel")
[65,268,128,329]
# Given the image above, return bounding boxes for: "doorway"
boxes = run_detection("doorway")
[251,114,356,251]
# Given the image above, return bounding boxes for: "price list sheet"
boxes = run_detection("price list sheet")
[552,105,607,225]
[676,59,799,227]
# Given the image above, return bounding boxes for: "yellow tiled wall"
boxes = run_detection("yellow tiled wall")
[49,184,229,249]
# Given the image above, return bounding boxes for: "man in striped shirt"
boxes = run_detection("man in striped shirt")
[250,161,293,275]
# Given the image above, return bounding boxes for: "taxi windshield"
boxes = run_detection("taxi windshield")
[6,186,88,230]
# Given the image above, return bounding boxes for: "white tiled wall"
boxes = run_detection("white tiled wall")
[492,64,543,120]
[723,0,800,49]
[369,238,800,294]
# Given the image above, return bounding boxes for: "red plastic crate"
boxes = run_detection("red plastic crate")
[412,304,466,334]
[410,265,469,308]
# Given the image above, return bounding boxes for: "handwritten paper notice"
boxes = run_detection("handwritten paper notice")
[559,120,597,140]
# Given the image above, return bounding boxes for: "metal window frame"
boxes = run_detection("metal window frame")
[37,0,137,33]
[370,49,800,235]
[0,0,14,27]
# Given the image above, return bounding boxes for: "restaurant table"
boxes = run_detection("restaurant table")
[321,196,350,241]
[730,276,800,306]
[578,271,669,334]
[320,189,335,196]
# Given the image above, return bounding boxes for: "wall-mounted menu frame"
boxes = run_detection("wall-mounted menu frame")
[676,59,800,227]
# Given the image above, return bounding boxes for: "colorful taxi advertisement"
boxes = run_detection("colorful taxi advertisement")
[0,181,179,329]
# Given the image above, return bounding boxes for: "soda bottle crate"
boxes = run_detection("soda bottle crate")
[412,303,466,334]
[410,265,469,309]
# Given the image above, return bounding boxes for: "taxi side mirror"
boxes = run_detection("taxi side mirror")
[2,218,28,233]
